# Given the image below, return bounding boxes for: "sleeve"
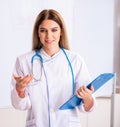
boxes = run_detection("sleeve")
[73,54,97,112]
[78,95,97,113]
[73,55,91,90]
[11,57,31,110]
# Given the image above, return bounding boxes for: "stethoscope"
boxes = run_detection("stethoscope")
[31,47,75,127]
[31,47,75,95]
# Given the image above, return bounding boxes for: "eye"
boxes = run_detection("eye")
[52,28,58,32]
[39,29,46,33]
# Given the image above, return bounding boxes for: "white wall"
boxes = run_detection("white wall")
[0,0,114,108]
[71,0,114,97]
[0,0,118,127]
[0,0,73,108]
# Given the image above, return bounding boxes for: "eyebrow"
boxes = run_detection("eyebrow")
[39,27,59,29]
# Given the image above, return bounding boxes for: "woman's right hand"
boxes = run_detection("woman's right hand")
[13,74,33,98]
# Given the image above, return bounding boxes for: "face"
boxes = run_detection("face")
[38,19,61,54]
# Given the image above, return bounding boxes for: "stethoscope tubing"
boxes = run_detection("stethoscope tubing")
[31,48,75,94]
[31,48,75,127]
[61,48,75,95]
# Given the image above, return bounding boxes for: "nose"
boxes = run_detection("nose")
[46,31,52,39]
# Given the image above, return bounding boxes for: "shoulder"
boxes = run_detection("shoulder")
[16,51,35,63]
[17,51,35,58]
[63,49,85,63]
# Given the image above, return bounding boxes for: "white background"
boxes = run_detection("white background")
[0,0,114,108]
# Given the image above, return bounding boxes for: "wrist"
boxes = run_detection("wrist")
[83,96,93,111]
[16,88,26,98]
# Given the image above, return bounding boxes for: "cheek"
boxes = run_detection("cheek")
[39,34,44,41]
[56,33,61,40]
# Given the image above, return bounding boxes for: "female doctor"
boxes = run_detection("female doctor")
[11,9,96,127]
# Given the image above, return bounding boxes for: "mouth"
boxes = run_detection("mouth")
[45,40,54,44]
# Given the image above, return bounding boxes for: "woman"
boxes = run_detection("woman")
[11,9,96,127]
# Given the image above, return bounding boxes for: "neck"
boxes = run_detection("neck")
[43,47,60,57]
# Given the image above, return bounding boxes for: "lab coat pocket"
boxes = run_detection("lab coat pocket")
[26,118,36,127]
[69,116,81,127]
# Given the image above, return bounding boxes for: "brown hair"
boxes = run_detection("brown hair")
[32,9,70,50]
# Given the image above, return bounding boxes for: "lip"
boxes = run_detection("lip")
[45,40,54,43]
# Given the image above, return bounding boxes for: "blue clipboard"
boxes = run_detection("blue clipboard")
[59,73,115,110]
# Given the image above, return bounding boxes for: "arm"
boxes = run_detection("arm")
[73,55,97,112]
[11,57,32,110]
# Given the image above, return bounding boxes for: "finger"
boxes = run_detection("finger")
[90,85,94,92]
[13,73,18,78]
[79,86,87,94]
[13,74,22,80]
[76,86,83,93]
[16,75,32,89]
[76,90,84,98]
[83,85,93,93]
[76,87,86,98]
[21,75,33,85]
[82,85,88,92]
[24,75,33,84]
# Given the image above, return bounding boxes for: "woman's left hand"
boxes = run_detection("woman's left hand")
[76,85,94,111]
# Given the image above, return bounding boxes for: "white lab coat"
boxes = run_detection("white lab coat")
[11,48,96,127]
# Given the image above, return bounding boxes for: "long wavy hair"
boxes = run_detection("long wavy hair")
[32,9,70,50]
